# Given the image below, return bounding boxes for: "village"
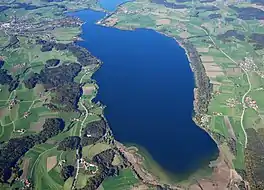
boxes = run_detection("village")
[0,13,82,40]
[245,96,258,111]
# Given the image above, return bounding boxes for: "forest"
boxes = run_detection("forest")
[0,118,64,182]
[81,120,107,146]
[182,39,212,116]
[24,62,83,111]
[81,149,119,190]
[58,136,81,151]
[36,39,100,66]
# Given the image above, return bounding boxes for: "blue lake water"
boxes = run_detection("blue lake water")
[99,0,130,11]
[74,9,218,177]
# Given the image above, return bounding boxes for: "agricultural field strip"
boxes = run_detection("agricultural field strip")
[29,146,58,179]
[0,94,49,128]
[196,25,249,148]
[0,90,16,108]
[72,72,90,189]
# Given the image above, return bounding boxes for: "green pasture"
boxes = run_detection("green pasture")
[102,169,139,190]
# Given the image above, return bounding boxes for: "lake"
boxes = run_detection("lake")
[74,8,218,179]
[99,0,130,11]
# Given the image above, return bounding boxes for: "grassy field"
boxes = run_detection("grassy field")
[102,169,139,190]
[82,142,112,160]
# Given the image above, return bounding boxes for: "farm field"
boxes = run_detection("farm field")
[102,169,139,190]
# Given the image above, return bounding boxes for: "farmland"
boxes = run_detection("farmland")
[102,168,139,190]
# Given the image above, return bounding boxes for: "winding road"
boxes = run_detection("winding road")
[71,72,90,189]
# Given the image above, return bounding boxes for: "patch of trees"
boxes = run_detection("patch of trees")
[0,61,21,92]
[80,149,119,190]
[217,30,245,42]
[58,136,81,151]
[24,62,81,89]
[40,41,55,52]
[227,138,236,155]
[27,39,100,111]
[0,118,64,182]
[45,59,60,67]
[225,17,234,22]
[251,0,264,6]
[151,0,190,9]
[38,118,65,142]
[0,69,13,86]
[249,33,264,50]
[245,128,264,189]
[0,6,9,13]
[36,39,100,66]
[210,130,225,144]
[60,165,74,181]
[182,40,212,115]
[196,5,219,11]
[49,82,82,111]
[175,0,192,2]
[42,0,64,2]
[237,180,247,190]
[0,60,4,68]
[0,70,20,92]
[93,149,116,167]
[36,39,58,52]
[2,36,20,51]
[81,120,107,146]
[208,13,222,19]
[54,43,68,50]
[67,44,100,66]
[24,63,82,111]
[9,36,19,48]
[199,0,215,2]
[156,185,173,190]
[8,76,20,92]
[24,73,41,89]
[229,5,264,20]
[15,3,38,10]
[39,63,81,88]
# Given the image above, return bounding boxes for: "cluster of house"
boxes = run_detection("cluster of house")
[226,98,240,108]
[245,96,258,111]
[240,57,257,72]
[9,98,18,110]
[19,179,31,189]
[79,158,98,174]
[212,112,223,116]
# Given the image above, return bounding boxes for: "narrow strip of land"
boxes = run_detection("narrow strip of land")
[71,72,90,189]
[30,146,58,179]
